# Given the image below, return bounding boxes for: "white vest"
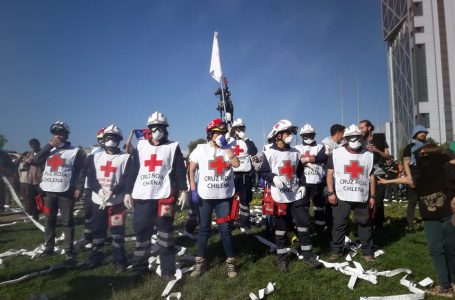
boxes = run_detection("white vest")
[332,147,373,203]
[228,138,252,172]
[40,147,79,193]
[295,144,325,184]
[192,143,234,199]
[263,147,300,203]
[91,151,130,206]
[84,146,105,189]
[132,140,178,200]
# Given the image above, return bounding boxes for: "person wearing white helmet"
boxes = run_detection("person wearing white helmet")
[326,124,376,261]
[32,121,86,265]
[188,118,240,278]
[260,120,322,272]
[85,124,133,273]
[125,112,188,281]
[295,124,328,235]
[81,127,106,248]
[227,118,258,231]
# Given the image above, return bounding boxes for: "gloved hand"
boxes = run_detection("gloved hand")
[178,190,188,209]
[124,194,133,210]
[215,135,229,149]
[98,188,108,198]
[273,176,285,189]
[191,189,199,204]
[236,131,247,140]
[297,186,306,199]
[99,191,112,210]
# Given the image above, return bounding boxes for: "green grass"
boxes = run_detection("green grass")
[0,202,447,300]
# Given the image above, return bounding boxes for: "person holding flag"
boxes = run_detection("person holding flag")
[85,125,132,273]
[260,120,322,272]
[188,118,240,278]
[124,112,187,281]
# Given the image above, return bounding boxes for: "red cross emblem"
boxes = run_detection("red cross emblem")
[100,161,117,177]
[303,150,312,158]
[233,144,244,156]
[144,154,163,172]
[344,160,364,179]
[47,154,65,171]
[209,156,230,175]
[279,160,294,181]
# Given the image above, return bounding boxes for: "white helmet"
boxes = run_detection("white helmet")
[300,124,315,135]
[343,124,363,137]
[103,124,123,140]
[232,118,245,128]
[147,111,169,127]
[269,119,297,137]
[50,121,70,134]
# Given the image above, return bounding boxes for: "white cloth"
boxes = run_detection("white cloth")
[332,147,373,203]
[295,143,325,184]
[263,147,300,203]
[132,140,178,200]
[40,147,79,193]
[189,143,234,199]
[91,151,130,206]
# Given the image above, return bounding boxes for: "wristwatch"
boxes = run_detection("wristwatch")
[370,195,376,199]
[327,191,335,196]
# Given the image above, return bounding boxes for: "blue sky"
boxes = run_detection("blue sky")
[0,0,388,154]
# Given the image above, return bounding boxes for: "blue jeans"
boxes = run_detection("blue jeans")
[196,197,234,258]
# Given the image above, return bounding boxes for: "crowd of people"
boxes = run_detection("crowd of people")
[1,114,455,297]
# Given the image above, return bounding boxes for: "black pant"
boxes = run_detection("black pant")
[306,183,326,233]
[184,200,198,234]
[23,184,40,219]
[90,202,126,264]
[374,182,386,228]
[82,188,93,242]
[331,199,373,256]
[132,200,176,276]
[407,187,419,228]
[234,172,253,227]
[43,191,75,253]
[275,197,313,262]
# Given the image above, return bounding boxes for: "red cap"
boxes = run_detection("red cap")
[206,118,228,133]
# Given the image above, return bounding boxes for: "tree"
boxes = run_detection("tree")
[0,134,7,149]
[187,138,206,154]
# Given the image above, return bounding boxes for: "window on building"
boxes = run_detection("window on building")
[420,113,430,128]
[413,2,423,16]
[413,44,428,102]
[413,26,424,33]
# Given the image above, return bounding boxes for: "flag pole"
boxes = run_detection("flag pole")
[221,77,228,124]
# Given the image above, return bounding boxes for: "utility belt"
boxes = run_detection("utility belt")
[262,186,287,216]
[215,193,240,224]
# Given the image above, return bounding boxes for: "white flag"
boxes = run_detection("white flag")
[209,31,223,83]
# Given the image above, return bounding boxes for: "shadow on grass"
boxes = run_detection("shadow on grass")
[65,274,135,300]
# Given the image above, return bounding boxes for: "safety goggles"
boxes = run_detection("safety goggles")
[301,133,315,139]
[235,126,246,132]
[104,135,121,142]
[347,136,362,142]
[149,126,166,133]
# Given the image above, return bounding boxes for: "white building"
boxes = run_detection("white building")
[381,0,455,157]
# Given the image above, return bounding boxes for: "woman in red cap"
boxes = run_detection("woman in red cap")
[188,118,240,278]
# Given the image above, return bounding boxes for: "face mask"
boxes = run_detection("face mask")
[152,130,164,141]
[284,135,293,145]
[104,140,118,148]
[55,142,65,149]
[348,140,362,149]
[236,131,245,139]
[303,138,314,144]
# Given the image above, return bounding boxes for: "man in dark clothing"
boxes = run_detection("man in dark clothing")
[359,120,389,229]
[22,138,43,220]
[384,156,399,202]
[33,121,86,264]
[402,125,428,233]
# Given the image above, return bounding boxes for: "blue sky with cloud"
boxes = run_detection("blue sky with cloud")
[0,0,388,153]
